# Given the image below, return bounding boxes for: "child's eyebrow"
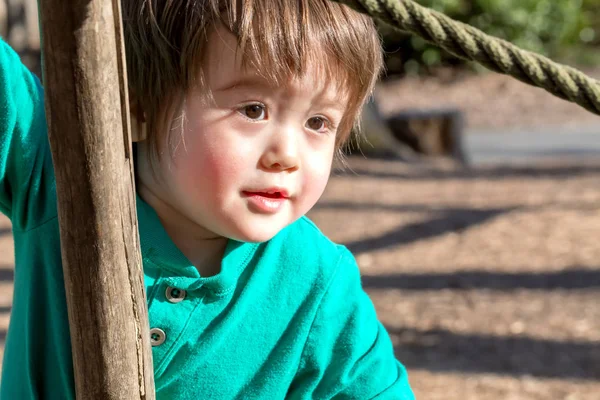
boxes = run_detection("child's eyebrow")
[315,98,346,112]
[213,77,267,93]
[314,101,346,114]
[213,75,347,113]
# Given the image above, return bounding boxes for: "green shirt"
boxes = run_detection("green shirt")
[0,38,414,399]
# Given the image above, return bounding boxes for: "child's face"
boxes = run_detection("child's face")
[136,25,347,243]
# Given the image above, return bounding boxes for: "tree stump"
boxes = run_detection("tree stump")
[387,108,467,163]
[356,100,467,164]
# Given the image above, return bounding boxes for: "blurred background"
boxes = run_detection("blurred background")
[1,1,600,399]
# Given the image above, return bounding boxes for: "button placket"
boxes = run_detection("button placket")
[154,294,206,377]
[148,280,203,370]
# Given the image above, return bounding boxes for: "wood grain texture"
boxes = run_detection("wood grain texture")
[39,0,155,398]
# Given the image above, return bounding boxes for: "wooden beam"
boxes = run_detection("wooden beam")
[39,0,155,398]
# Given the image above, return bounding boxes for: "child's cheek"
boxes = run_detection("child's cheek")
[309,168,330,197]
[300,159,332,212]
[180,141,246,198]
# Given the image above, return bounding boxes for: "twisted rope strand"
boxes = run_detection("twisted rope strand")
[335,0,600,116]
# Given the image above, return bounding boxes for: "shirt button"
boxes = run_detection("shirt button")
[165,286,186,303]
[150,328,166,346]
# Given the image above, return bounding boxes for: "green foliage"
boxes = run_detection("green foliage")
[381,0,600,76]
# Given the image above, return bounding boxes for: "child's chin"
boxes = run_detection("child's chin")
[229,226,283,244]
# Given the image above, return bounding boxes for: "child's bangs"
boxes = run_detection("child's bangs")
[220,0,383,140]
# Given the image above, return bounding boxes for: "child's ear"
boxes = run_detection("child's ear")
[129,99,148,143]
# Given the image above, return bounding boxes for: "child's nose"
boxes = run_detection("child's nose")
[259,129,300,172]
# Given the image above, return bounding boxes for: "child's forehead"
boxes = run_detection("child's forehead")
[204,24,351,102]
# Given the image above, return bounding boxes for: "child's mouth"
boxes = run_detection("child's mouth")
[242,189,289,199]
[246,192,284,199]
[242,189,289,213]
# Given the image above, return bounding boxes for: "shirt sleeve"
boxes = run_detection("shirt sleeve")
[0,37,53,227]
[289,246,415,400]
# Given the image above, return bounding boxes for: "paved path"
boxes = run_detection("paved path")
[465,126,600,165]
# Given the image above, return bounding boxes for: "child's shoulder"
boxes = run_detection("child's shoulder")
[267,216,356,282]
[278,215,344,255]
[285,215,331,240]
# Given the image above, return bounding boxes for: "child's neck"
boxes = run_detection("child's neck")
[167,229,227,277]
[138,186,228,277]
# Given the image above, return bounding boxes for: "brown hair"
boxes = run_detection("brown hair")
[122,0,383,159]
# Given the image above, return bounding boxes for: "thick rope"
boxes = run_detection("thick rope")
[335,0,600,116]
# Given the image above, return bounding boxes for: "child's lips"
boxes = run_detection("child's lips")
[241,189,290,213]
[241,188,290,199]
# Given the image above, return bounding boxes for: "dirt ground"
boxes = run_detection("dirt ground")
[309,157,600,400]
[0,70,599,398]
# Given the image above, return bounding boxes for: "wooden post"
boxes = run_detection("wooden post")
[39,0,155,398]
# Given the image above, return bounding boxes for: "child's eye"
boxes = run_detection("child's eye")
[239,104,267,120]
[306,116,330,133]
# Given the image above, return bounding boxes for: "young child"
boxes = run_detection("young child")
[0,0,414,398]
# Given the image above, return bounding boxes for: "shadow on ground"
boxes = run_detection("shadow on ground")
[314,199,598,255]
[362,265,600,380]
[362,268,600,291]
[335,163,600,181]
[0,268,13,283]
[390,326,600,380]
[344,207,509,254]
[0,264,13,330]
[0,264,15,282]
